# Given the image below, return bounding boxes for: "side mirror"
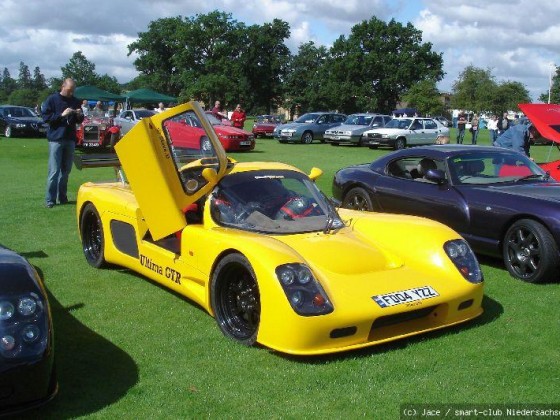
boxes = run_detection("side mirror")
[202,167,219,184]
[425,169,447,185]
[308,167,323,181]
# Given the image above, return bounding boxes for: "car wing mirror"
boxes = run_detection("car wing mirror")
[425,169,447,185]
[308,167,323,181]
[202,167,219,184]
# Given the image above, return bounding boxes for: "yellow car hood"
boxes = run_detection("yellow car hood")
[274,229,403,275]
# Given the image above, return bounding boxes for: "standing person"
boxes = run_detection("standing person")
[487,115,498,144]
[494,123,540,157]
[497,112,510,136]
[470,114,480,145]
[41,78,84,208]
[81,99,89,116]
[92,101,105,117]
[211,100,228,121]
[456,110,467,144]
[230,104,246,129]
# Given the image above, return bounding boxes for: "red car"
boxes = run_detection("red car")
[252,115,283,138]
[201,112,255,151]
[76,115,121,148]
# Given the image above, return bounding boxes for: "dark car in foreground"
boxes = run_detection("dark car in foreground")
[333,145,560,284]
[0,106,48,138]
[0,246,56,414]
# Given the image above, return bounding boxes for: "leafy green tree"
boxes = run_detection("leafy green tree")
[451,66,496,112]
[61,51,97,86]
[8,88,37,107]
[96,74,121,94]
[284,42,330,114]
[324,17,444,114]
[32,66,48,91]
[539,65,560,104]
[491,81,530,112]
[17,62,33,89]
[402,79,445,116]
[1,68,17,96]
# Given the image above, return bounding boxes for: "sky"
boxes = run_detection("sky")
[0,0,558,102]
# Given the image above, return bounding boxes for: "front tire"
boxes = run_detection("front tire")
[80,203,106,268]
[301,132,313,144]
[4,126,12,138]
[342,187,374,211]
[395,138,406,150]
[502,219,558,283]
[211,253,260,346]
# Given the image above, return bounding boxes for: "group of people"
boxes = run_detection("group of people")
[211,100,246,129]
[454,110,541,158]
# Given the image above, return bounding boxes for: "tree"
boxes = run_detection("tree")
[17,61,33,90]
[8,89,37,107]
[323,17,444,114]
[451,66,496,112]
[539,65,560,104]
[96,74,121,94]
[284,42,330,114]
[1,68,17,96]
[452,66,530,113]
[61,51,97,86]
[402,79,445,116]
[32,66,48,91]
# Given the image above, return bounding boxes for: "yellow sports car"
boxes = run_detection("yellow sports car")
[76,102,484,355]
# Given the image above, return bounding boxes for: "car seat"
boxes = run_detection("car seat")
[416,158,437,178]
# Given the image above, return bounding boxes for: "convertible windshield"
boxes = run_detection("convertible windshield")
[385,118,412,129]
[344,114,373,126]
[210,170,343,234]
[449,151,547,185]
[294,113,319,123]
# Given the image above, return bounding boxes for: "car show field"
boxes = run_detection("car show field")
[0,125,558,418]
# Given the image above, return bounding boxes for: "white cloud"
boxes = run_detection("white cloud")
[0,0,557,101]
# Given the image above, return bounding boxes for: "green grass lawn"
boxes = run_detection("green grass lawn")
[1,129,559,419]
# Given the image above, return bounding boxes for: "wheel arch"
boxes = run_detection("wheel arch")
[498,213,559,254]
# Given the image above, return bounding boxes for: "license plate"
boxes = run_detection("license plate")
[333,136,340,140]
[281,132,293,137]
[266,132,273,136]
[372,286,439,308]
[368,140,380,145]
[39,128,46,133]
[240,141,251,145]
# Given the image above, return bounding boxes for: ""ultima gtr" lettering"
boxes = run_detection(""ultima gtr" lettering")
[140,255,182,284]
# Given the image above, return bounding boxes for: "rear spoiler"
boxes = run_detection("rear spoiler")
[73,153,120,170]
[74,153,126,183]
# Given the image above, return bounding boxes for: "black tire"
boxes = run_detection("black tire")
[80,203,106,268]
[331,142,340,146]
[502,219,559,283]
[395,138,406,150]
[109,133,118,149]
[301,131,313,144]
[357,135,364,147]
[5,126,12,138]
[342,187,374,211]
[368,145,378,150]
[211,253,260,346]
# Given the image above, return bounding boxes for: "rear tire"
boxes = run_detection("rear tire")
[342,187,374,211]
[211,253,260,346]
[395,138,406,150]
[502,219,558,283]
[80,203,106,268]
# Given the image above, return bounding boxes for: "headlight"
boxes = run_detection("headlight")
[275,264,333,316]
[343,131,352,135]
[99,124,107,130]
[15,123,26,128]
[444,239,483,284]
[0,293,47,359]
[381,134,389,139]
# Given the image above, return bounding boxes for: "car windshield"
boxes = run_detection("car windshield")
[344,114,373,126]
[210,170,343,234]
[256,115,281,124]
[135,110,156,119]
[385,118,412,129]
[294,113,320,123]
[449,151,547,185]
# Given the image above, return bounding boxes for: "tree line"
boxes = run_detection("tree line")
[1,10,555,116]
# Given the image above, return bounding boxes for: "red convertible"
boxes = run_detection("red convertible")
[252,115,283,138]
[76,115,120,148]
[201,112,255,151]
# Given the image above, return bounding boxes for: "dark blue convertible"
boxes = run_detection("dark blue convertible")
[332,145,560,283]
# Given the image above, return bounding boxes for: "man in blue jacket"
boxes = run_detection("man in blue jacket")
[494,123,541,158]
[41,78,84,208]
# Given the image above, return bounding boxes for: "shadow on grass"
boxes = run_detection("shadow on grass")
[19,266,138,419]
[279,294,503,365]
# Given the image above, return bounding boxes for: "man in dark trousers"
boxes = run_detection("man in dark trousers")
[456,110,467,144]
[41,78,84,208]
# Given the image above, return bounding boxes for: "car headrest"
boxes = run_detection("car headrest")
[417,158,437,176]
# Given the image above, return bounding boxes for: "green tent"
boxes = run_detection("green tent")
[75,85,126,101]
[125,88,176,104]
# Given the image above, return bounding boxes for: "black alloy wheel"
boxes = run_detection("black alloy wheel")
[80,203,106,268]
[502,219,558,283]
[342,187,374,211]
[211,253,260,346]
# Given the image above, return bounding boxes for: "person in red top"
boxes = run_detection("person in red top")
[211,100,228,121]
[231,104,246,129]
